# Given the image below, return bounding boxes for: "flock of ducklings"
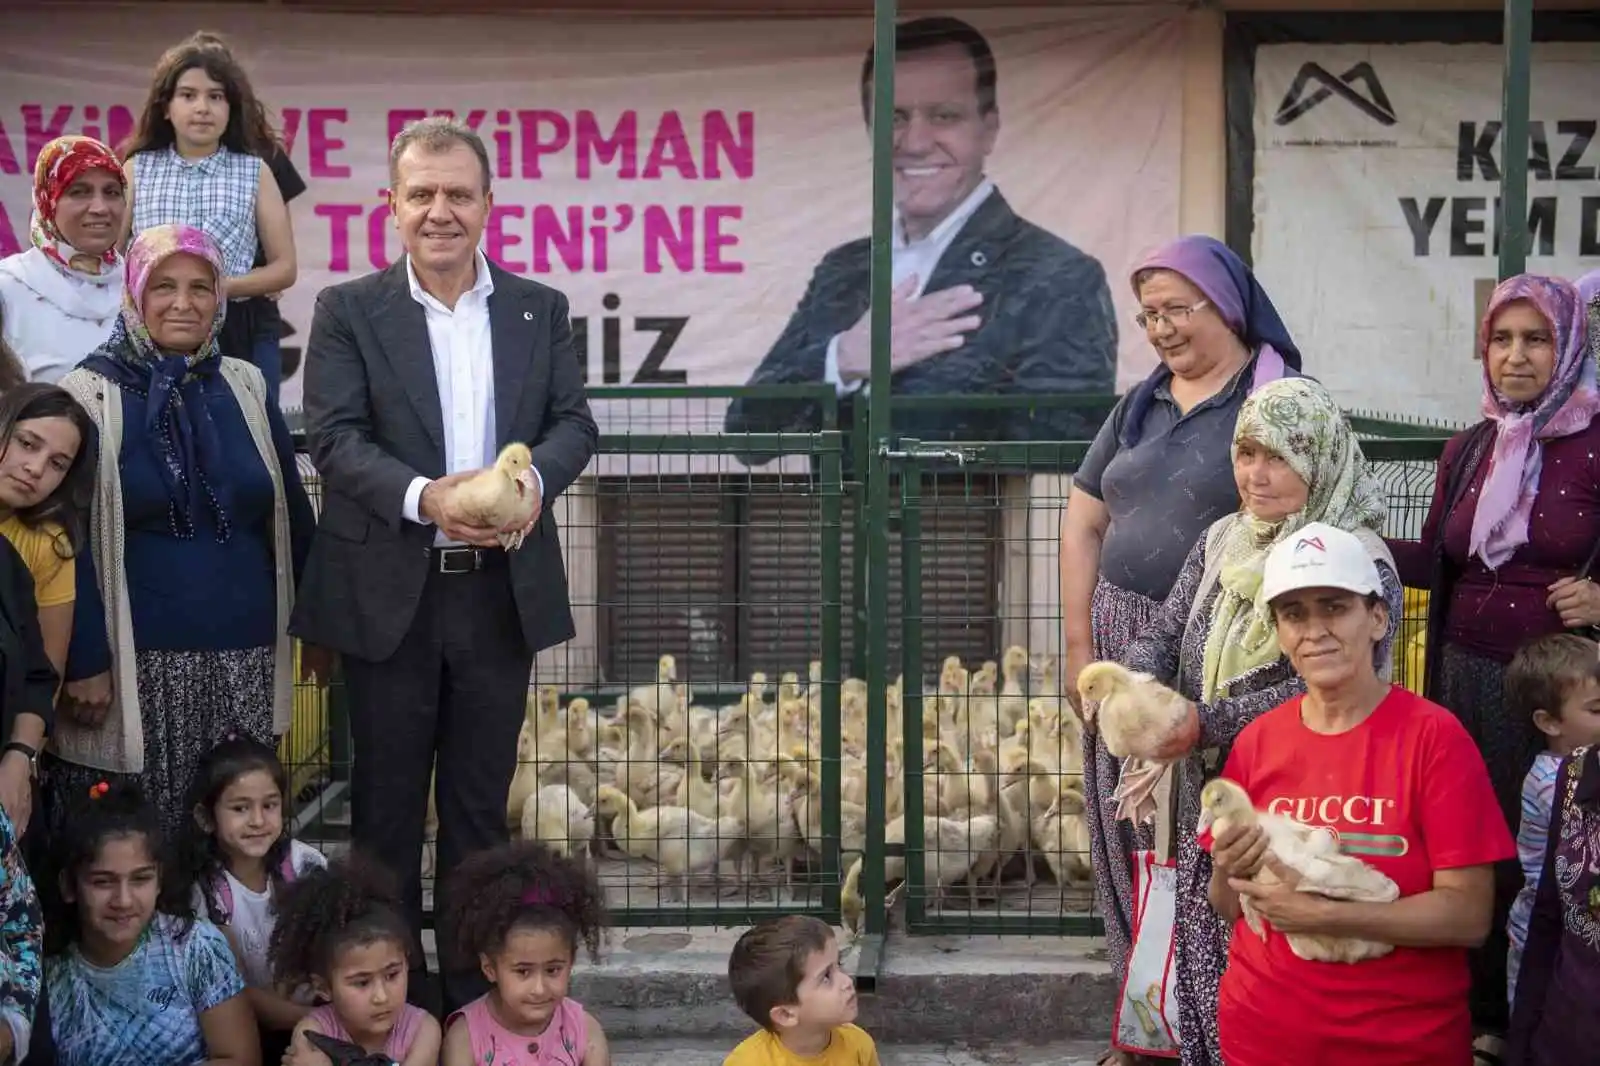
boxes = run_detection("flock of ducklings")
[500,650,1093,929]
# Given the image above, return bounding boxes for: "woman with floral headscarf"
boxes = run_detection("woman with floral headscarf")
[0,136,127,384]
[1108,376,1402,1066]
[50,224,312,838]
[1387,273,1600,1063]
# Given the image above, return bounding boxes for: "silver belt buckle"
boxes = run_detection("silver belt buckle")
[437,547,480,575]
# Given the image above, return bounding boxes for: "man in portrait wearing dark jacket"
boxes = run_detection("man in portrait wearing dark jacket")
[724,16,1118,457]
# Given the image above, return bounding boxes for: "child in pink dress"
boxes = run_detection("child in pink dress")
[271,854,443,1066]
[440,842,612,1066]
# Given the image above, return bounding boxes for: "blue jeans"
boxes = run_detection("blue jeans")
[251,329,282,411]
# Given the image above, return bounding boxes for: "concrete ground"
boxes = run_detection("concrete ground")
[612,1040,1109,1064]
[302,788,1116,1052]
[575,928,1114,1045]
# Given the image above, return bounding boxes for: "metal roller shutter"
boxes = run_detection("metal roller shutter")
[597,478,738,685]
[740,479,834,679]
[602,475,1003,687]
[747,475,1001,686]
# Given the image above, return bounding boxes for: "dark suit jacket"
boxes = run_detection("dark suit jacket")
[289,260,598,663]
[723,189,1117,461]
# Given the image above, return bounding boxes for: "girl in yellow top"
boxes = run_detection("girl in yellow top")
[0,384,94,667]
[0,383,95,831]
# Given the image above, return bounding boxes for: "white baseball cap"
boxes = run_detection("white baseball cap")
[1260,521,1383,604]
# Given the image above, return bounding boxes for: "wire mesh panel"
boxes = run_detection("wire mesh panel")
[283,386,845,931]
[529,386,845,926]
[278,391,1450,941]
[1365,439,1447,695]
[890,444,1098,936]
[281,456,351,889]
[874,421,1449,939]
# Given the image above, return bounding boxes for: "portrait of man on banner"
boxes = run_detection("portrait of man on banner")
[724,16,1119,456]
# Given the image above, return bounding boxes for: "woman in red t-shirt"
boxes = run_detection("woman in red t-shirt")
[1205,521,1515,1066]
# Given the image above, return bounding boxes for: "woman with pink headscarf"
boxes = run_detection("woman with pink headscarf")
[1579,268,1600,316]
[50,224,313,839]
[1387,273,1600,1063]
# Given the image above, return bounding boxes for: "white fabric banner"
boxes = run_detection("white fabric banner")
[1253,42,1600,425]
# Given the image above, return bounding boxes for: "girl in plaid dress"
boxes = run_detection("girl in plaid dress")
[118,40,297,366]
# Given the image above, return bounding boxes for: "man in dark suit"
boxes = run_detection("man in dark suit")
[725,16,1118,455]
[291,117,597,1010]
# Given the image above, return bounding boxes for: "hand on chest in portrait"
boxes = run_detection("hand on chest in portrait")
[830,260,1003,389]
[367,268,548,465]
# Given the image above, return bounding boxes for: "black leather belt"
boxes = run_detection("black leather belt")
[432,546,506,575]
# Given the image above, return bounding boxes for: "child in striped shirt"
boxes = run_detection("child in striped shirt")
[1505,634,1600,1004]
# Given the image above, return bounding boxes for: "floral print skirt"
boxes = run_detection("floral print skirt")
[45,646,275,843]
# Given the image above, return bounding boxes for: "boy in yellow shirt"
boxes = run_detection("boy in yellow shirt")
[723,916,880,1066]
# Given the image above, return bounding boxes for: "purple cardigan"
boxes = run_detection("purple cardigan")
[1387,419,1600,664]
[1508,744,1600,1065]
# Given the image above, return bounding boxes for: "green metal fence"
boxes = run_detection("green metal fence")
[281,388,1451,949]
[872,421,1451,941]
[553,385,847,926]
[288,386,852,930]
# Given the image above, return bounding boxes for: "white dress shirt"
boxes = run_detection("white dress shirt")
[822,178,996,395]
[399,250,540,544]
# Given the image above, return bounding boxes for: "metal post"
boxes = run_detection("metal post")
[1496,0,1532,280]
[862,0,897,943]
[819,431,844,917]
[898,455,926,931]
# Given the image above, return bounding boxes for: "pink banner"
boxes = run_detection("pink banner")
[0,4,1184,437]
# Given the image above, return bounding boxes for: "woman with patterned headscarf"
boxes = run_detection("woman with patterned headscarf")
[1108,376,1402,1066]
[0,136,127,384]
[49,224,312,837]
[1387,273,1600,1062]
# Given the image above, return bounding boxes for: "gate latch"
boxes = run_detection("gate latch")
[878,444,970,466]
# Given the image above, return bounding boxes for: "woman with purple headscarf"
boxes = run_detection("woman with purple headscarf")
[1387,273,1600,1063]
[1063,236,1304,1065]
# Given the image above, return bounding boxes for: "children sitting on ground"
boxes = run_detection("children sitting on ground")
[724,915,879,1066]
[181,737,328,1062]
[1504,633,1600,1004]
[42,781,256,1066]
[270,854,441,1066]
[439,840,611,1066]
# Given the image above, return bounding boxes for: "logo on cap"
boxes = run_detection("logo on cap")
[1293,536,1327,554]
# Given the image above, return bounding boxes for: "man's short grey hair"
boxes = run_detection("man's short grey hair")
[388,116,492,194]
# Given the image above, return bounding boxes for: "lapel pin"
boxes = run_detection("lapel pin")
[971,251,988,267]
[524,311,534,321]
